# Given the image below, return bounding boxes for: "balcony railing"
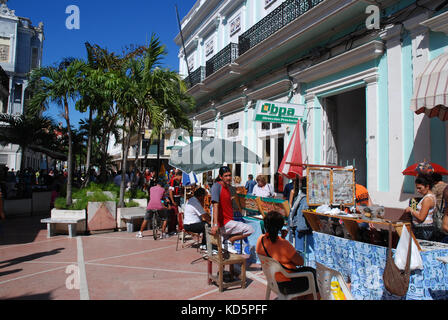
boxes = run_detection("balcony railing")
[206,43,239,77]
[239,0,325,56]
[185,66,206,88]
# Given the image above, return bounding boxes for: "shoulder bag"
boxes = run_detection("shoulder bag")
[382,223,412,297]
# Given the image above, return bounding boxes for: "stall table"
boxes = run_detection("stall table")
[302,210,422,250]
[309,231,448,300]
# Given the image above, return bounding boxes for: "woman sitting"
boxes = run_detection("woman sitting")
[256,211,319,299]
[252,175,275,198]
[405,174,437,240]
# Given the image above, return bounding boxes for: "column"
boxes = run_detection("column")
[270,135,277,186]
[381,25,404,196]
[364,75,379,192]
[305,93,319,164]
[404,13,431,166]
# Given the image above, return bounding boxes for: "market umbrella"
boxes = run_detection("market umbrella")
[182,171,198,186]
[278,119,307,179]
[169,138,261,174]
[410,52,448,121]
[402,161,448,176]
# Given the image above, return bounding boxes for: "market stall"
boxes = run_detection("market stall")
[300,165,448,300]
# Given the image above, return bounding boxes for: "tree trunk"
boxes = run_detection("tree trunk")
[119,118,132,208]
[20,145,27,172]
[83,107,94,188]
[64,99,73,207]
[133,109,145,172]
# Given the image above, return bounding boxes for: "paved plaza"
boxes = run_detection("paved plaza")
[0,215,268,300]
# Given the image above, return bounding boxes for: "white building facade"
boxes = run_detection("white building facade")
[176,0,448,211]
[0,1,44,170]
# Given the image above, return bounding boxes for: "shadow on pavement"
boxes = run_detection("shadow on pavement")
[0,248,65,269]
[0,214,48,246]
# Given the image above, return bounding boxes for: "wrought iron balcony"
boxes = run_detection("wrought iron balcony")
[206,43,239,77]
[239,0,325,56]
[185,66,206,88]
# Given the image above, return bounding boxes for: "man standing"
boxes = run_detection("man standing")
[245,174,257,195]
[211,166,254,253]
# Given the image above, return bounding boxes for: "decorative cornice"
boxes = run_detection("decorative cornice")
[403,12,430,34]
[216,96,245,114]
[246,78,292,101]
[291,40,384,83]
[420,11,448,35]
[0,3,16,19]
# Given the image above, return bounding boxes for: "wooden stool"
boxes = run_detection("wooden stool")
[205,225,246,292]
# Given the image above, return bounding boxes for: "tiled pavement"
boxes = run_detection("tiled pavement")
[0,215,269,300]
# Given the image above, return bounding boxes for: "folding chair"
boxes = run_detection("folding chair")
[259,254,318,300]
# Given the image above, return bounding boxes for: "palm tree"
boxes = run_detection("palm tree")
[113,35,194,207]
[28,59,87,206]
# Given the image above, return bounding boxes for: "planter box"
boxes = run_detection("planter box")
[51,209,87,234]
[4,199,32,218]
[117,206,146,230]
[125,198,147,208]
[87,191,116,199]
[32,191,52,214]
[87,201,117,232]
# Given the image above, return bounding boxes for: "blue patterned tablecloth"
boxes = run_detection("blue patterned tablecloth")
[309,232,448,300]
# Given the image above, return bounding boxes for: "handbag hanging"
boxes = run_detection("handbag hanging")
[382,223,412,297]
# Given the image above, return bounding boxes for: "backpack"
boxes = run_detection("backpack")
[288,192,311,233]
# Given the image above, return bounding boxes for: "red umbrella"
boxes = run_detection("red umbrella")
[402,161,448,176]
[278,119,307,179]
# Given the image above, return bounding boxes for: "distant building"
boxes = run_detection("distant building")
[0,0,45,170]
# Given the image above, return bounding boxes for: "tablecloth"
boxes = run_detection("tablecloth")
[310,232,448,300]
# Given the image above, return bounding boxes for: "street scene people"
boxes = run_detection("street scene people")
[2,0,448,303]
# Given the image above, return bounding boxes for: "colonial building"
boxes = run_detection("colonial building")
[175,0,448,210]
[0,0,45,170]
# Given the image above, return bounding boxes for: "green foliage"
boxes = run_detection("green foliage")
[125,200,139,208]
[125,188,147,199]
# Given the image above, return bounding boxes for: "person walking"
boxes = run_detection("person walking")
[211,166,254,253]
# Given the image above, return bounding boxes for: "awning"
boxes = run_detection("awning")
[410,52,448,121]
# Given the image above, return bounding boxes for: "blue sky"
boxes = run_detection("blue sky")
[9,0,197,127]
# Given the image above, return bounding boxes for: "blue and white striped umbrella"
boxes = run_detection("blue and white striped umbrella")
[182,171,198,186]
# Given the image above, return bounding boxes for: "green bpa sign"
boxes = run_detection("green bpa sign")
[254,100,305,124]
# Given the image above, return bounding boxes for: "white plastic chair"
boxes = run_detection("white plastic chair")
[315,262,354,300]
[258,254,318,300]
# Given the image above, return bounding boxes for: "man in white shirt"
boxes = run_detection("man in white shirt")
[183,187,211,247]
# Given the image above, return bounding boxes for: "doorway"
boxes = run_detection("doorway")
[322,87,367,186]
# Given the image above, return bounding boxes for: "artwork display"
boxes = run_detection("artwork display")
[307,168,331,206]
[306,167,355,206]
[332,169,355,206]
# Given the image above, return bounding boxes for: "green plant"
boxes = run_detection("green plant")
[125,200,139,208]
[125,188,147,199]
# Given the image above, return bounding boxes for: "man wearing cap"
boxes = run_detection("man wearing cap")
[211,166,254,253]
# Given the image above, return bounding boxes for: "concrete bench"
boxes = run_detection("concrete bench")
[41,217,86,238]
[120,207,146,232]
[41,209,86,238]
